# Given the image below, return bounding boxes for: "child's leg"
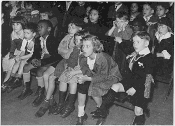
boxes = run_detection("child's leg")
[18,63,35,100]
[32,66,49,107]
[60,82,77,118]
[92,97,102,108]
[11,61,21,77]
[16,60,27,78]
[43,66,55,91]
[35,73,57,118]
[3,70,12,83]
[132,106,145,125]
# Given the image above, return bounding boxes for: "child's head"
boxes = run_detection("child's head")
[115,11,129,29]
[37,20,53,37]
[9,1,18,7]
[24,1,33,10]
[89,9,100,23]
[40,9,50,20]
[156,2,169,18]
[86,6,92,16]
[131,3,139,13]
[143,3,155,17]
[132,17,147,33]
[24,22,37,40]
[157,18,172,35]
[11,16,27,33]
[68,18,84,34]
[78,1,85,6]
[74,30,89,46]
[82,35,104,57]
[133,31,150,52]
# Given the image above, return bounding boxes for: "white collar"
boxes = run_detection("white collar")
[143,15,152,21]
[155,32,172,42]
[40,35,49,42]
[159,15,166,19]
[25,38,34,43]
[138,47,150,55]
[115,3,122,8]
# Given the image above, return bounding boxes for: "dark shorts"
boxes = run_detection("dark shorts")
[77,81,91,94]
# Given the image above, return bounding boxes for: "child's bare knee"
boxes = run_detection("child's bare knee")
[134,106,143,115]
[23,65,30,73]
[111,83,120,92]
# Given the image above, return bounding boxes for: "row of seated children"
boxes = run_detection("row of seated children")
[1,7,173,125]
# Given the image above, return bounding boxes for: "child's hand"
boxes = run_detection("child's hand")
[15,56,20,62]
[156,53,164,58]
[114,37,122,43]
[9,53,15,59]
[122,22,128,31]
[78,75,91,84]
[84,17,88,23]
[126,87,136,96]
[113,21,117,28]
[147,22,157,26]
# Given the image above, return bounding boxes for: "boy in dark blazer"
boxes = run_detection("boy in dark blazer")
[92,31,154,125]
[18,20,61,104]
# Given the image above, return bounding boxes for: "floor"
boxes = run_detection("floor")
[1,77,173,125]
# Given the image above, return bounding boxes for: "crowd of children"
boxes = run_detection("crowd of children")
[1,1,174,125]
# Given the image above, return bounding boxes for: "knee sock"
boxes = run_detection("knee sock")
[100,88,117,110]
[36,76,44,88]
[78,105,85,117]
[15,73,22,78]
[11,72,16,77]
[23,72,30,83]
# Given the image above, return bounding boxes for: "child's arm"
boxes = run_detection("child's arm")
[20,53,33,60]
[105,21,116,36]
[120,25,133,40]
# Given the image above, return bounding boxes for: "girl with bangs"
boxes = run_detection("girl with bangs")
[2,16,27,92]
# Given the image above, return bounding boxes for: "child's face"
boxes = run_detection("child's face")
[143,4,154,17]
[158,24,168,35]
[40,13,49,20]
[38,22,50,37]
[9,1,18,7]
[89,10,99,23]
[86,6,91,16]
[75,35,82,46]
[115,18,128,29]
[131,3,139,13]
[68,23,80,34]
[25,4,33,10]
[24,29,35,40]
[132,21,142,33]
[82,40,94,57]
[156,5,167,17]
[133,35,148,52]
[12,22,23,33]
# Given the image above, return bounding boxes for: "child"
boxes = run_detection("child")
[106,11,133,77]
[2,16,27,92]
[153,18,173,76]
[6,22,37,93]
[92,31,154,125]
[130,2,141,22]
[34,19,84,118]
[17,20,60,102]
[156,2,170,20]
[75,35,122,125]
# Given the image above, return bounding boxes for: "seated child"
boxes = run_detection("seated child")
[153,18,173,76]
[17,20,60,102]
[33,19,84,118]
[75,35,122,125]
[91,31,154,125]
[105,11,133,77]
[2,16,26,92]
[5,22,37,93]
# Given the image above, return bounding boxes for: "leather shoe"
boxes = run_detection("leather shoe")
[132,115,145,125]
[60,105,75,118]
[76,113,88,125]
[34,86,41,96]
[18,88,33,100]
[35,106,49,117]
[96,117,106,125]
[7,78,22,93]
[48,101,57,115]
[92,109,109,119]
[53,103,65,115]
[90,107,100,115]
[32,94,45,107]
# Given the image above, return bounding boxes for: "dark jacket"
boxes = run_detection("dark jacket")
[28,35,61,66]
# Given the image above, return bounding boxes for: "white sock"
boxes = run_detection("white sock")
[23,72,30,83]
[78,105,85,117]
[36,76,44,87]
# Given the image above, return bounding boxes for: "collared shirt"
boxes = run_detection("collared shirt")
[143,15,153,22]
[155,32,172,42]
[20,38,34,53]
[138,47,150,55]
[87,54,96,70]
[115,3,122,12]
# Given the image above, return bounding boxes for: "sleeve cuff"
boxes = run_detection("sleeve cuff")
[162,50,171,59]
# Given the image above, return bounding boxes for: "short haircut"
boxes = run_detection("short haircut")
[116,11,129,21]
[11,16,28,29]
[156,2,170,10]
[24,22,37,33]
[70,18,84,28]
[39,8,50,14]
[143,2,156,10]
[134,31,150,42]
[82,34,104,53]
[38,19,53,29]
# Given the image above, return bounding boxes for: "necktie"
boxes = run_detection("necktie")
[25,41,29,55]
[68,36,74,49]
[40,37,46,59]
